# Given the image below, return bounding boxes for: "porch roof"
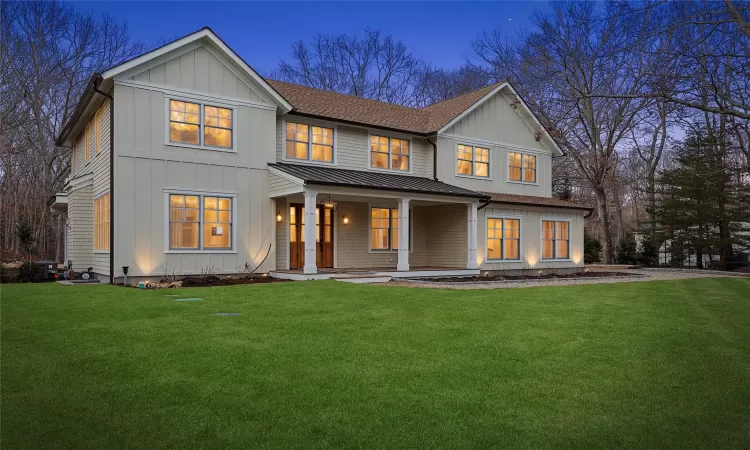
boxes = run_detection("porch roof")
[485,192,593,211]
[269,162,489,199]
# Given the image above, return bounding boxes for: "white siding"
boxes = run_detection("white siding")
[410,204,467,268]
[269,172,301,196]
[478,206,585,270]
[275,198,288,270]
[67,183,94,273]
[276,116,434,179]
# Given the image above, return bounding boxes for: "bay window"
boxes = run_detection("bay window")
[457,144,490,178]
[168,193,233,251]
[285,122,334,163]
[168,99,233,149]
[486,217,520,261]
[542,220,569,260]
[508,152,536,183]
[370,135,409,171]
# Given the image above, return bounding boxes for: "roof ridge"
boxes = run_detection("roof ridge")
[421,81,504,111]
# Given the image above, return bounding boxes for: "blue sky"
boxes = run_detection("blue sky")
[70,1,548,74]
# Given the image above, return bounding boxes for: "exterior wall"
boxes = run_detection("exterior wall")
[269,172,300,196]
[335,201,399,269]
[66,183,94,273]
[112,45,277,279]
[410,204,467,268]
[477,205,585,271]
[276,116,434,179]
[275,197,288,270]
[92,99,111,275]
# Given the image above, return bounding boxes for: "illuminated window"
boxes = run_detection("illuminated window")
[542,220,569,260]
[168,100,233,149]
[285,122,334,162]
[370,207,411,250]
[486,217,520,260]
[370,136,409,171]
[509,152,536,183]
[457,144,490,178]
[94,194,110,251]
[168,194,234,251]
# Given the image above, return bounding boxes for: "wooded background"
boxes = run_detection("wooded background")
[2,0,748,268]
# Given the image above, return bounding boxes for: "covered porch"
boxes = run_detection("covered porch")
[268,163,487,277]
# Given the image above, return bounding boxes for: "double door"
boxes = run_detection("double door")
[289,204,333,269]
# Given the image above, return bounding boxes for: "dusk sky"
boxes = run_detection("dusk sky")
[70,1,548,74]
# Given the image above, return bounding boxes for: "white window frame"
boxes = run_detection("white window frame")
[367,205,414,253]
[163,189,238,254]
[540,218,571,261]
[93,192,110,253]
[281,119,337,166]
[367,132,412,173]
[485,215,522,261]
[455,142,492,180]
[507,151,538,185]
[164,97,237,152]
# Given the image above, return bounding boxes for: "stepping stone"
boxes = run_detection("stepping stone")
[212,312,240,316]
[173,298,203,302]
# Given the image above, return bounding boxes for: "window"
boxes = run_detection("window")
[542,220,569,260]
[487,217,520,260]
[370,135,409,171]
[168,100,233,149]
[285,122,334,162]
[508,152,536,183]
[168,193,233,251]
[370,207,411,250]
[94,194,110,251]
[457,144,490,178]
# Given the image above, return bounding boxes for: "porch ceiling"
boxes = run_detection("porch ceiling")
[269,162,489,200]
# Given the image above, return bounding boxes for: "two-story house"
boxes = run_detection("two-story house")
[52,28,590,284]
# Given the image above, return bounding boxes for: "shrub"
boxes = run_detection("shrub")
[617,235,638,265]
[17,262,43,283]
[638,238,659,266]
[584,232,602,264]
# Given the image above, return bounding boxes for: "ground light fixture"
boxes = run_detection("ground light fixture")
[122,266,129,285]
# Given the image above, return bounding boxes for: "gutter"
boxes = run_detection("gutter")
[426,134,438,181]
[92,75,115,284]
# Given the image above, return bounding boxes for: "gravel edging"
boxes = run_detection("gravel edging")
[386,269,744,290]
[403,273,647,285]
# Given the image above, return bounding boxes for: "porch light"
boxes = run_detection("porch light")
[321,194,337,209]
[276,211,283,223]
[342,214,350,225]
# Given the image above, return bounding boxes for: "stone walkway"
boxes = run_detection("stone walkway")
[386,268,748,290]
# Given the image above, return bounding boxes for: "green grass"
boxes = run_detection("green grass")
[2,279,750,449]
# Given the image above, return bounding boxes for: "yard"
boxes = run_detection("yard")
[2,278,749,449]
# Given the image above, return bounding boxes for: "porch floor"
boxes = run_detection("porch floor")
[270,267,479,282]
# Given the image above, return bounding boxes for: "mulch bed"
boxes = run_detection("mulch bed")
[423,271,636,283]
[180,275,290,287]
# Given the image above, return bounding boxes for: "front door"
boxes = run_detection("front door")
[289,204,334,270]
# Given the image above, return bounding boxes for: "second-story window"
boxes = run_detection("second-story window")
[286,122,334,163]
[508,152,536,183]
[457,144,490,178]
[169,100,233,149]
[370,135,409,171]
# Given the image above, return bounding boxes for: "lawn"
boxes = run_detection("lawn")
[2,279,749,449]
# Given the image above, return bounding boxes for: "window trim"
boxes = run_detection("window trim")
[485,214,523,262]
[281,118,337,166]
[540,218,572,261]
[367,132,413,174]
[507,151,538,185]
[164,97,238,152]
[367,204,414,253]
[163,189,238,254]
[455,142,492,180]
[93,192,110,253]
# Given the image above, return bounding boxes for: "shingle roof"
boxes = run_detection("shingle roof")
[267,80,502,134]
[269,163,489,199]
[486,192,593,211]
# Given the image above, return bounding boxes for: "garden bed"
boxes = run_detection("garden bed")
[180,275,290,287]
[417,271,637,283]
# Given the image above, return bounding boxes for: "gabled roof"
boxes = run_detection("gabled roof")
[269,162,489,199]
[486,192,592,211]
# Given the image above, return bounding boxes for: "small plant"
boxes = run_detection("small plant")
[238,261,259,279]
[17,262,43,283]
[160,266,184,283]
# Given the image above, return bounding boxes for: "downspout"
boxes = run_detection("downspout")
[426,134,438,181]
[477,198,491,210]
[92,75,115,284]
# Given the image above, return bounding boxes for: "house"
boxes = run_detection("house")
[52,27,590,284]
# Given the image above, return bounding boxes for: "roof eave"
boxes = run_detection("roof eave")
[287,111,429,136]
[490,199,593,211]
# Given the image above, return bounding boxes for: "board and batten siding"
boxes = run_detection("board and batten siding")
[112,45,278,279]
[276,116,434,178]
[477,206,585,270]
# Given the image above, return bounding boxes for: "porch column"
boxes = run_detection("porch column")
[467,202,479,269]
[303,191,317,274]
[397,198,410,271]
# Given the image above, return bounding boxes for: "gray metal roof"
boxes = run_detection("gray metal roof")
[269,163,489,199]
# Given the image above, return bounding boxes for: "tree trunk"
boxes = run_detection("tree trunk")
[647,172,657,242]
[594,187,615,263]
